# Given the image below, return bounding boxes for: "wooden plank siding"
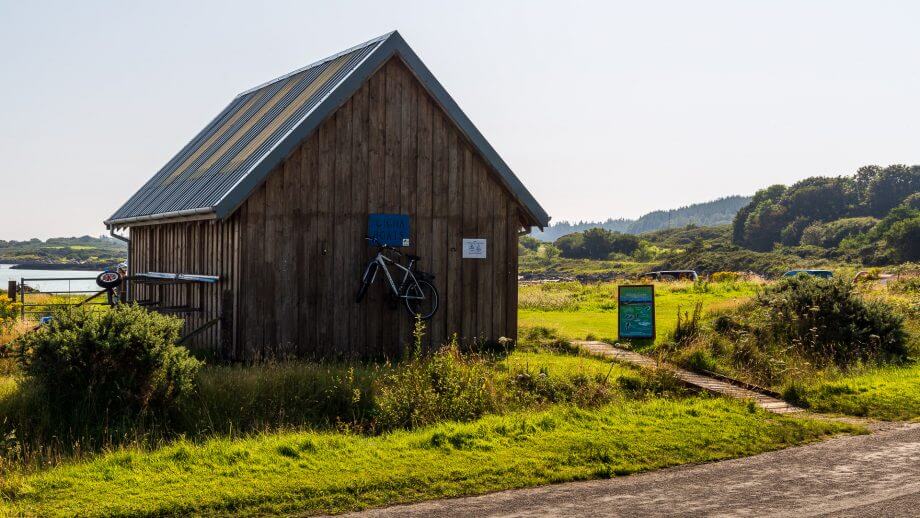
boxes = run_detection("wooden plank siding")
[127,215,241,360]
[128,57,525,361]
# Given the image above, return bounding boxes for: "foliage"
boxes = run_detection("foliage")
[888,276,920,294]
[710,271,742,283]
[691,276,910,389]
[0,294,19,332]
[373,342,498,430]
[555,228,641,259]
[862,164,920,216]
[519,235,541,253]
[0,326,628,469]
[901,192,920,210]
[753,276,907,364]
[885,216,920,262]
[0,235,126,265]
[670,301,704,346]
[15,305,200,421]
[732,165,919,253]
[799,217,878,248]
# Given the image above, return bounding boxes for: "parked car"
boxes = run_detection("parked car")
[782,269,833,279]
[640,270,699,282]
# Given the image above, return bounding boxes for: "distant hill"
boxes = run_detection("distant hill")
[531,195,752,242]
[0,235,127,267]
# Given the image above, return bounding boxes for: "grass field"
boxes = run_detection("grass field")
[794,364,920,421]
[1,276,912,515]
[0,397,855,517]
[518,280,758,344]
[519,278,920,422]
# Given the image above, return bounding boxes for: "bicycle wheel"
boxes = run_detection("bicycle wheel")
[403,280,439,320]
[355,262,377,303]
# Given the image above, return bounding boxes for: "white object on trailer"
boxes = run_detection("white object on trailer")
[137,272,220,283]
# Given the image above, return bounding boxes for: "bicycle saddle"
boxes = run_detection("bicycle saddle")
[406,254,422,261]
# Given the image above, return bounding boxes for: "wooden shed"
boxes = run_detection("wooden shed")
[105,31,550,361]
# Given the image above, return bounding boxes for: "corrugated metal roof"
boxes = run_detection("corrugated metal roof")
[106,31,550,228]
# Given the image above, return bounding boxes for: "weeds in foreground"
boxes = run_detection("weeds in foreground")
[1,326,630,472]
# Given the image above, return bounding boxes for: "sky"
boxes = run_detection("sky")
[1,0,919,240]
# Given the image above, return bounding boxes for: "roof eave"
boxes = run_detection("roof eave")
[105,206,216,228]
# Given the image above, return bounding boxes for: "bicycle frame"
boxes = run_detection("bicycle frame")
[366,251,425,300]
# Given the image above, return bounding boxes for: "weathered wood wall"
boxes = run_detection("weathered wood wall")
[126,57,528,361]
[127,216,241,359]
[235,57,525,360]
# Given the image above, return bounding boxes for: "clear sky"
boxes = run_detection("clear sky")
[1,0,918,240]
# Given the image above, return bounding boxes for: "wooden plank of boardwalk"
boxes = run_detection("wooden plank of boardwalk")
[575,341,804,415]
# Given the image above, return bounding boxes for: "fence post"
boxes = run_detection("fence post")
[6,280,14,300]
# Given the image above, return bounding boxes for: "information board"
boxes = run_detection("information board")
[618,285,655,339]
[368,214,410,247]
[462,238,487,259]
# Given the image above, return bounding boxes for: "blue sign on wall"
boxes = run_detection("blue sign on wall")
[368,214,411,247]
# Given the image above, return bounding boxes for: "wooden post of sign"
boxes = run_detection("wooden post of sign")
[6,281,15,300]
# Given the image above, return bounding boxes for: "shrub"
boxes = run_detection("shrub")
[889,276,920,294]
[799,217,878,248]
[901,192,920,210]
[710,271,742,283]
[507,366,612,408]
[15,305,201,421]
[756,276,907,364]
[781,382,810,408]
[616,368,686,397]
[519,235,541,253]
[555,228,640,259]
[670,301,704,346]
[373,343,498,430]
[685,350,717,373]
[518,326,578,354]
[884,216,920,262]
[713,314,742,334]
[0,294,18,333]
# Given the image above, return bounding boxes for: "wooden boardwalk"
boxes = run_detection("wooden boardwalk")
[575,341,804,415]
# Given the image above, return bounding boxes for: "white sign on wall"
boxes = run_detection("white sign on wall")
[462,238,487,259]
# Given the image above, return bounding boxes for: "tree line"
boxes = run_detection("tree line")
[732,165,920,262]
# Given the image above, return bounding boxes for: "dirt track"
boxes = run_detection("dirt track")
[346,422,920,517]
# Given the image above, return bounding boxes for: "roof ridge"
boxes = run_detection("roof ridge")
[235,31,395,98]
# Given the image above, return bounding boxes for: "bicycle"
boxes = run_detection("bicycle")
[355,237,439,320]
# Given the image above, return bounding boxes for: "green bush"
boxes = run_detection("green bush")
[889,276,920,294]
[885,216,920,262]
[685,350,717,373]
[373,343,498,430]
[16,305,201,421]
[799,217,878,248]
[616,368,686,397]
[755,276,907,364]
[506,359,614,408]
[555,228,640,259]
[710,271,742,283]
[670,301,704,346]
[0,294,18,332]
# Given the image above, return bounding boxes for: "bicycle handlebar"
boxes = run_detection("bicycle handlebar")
[365,236,401,254]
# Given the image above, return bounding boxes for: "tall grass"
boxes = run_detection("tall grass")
[0,327,630,473]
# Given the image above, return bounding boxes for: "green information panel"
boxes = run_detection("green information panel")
[618,285,656,339]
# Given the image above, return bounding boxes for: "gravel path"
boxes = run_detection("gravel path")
[346,423,920,517]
